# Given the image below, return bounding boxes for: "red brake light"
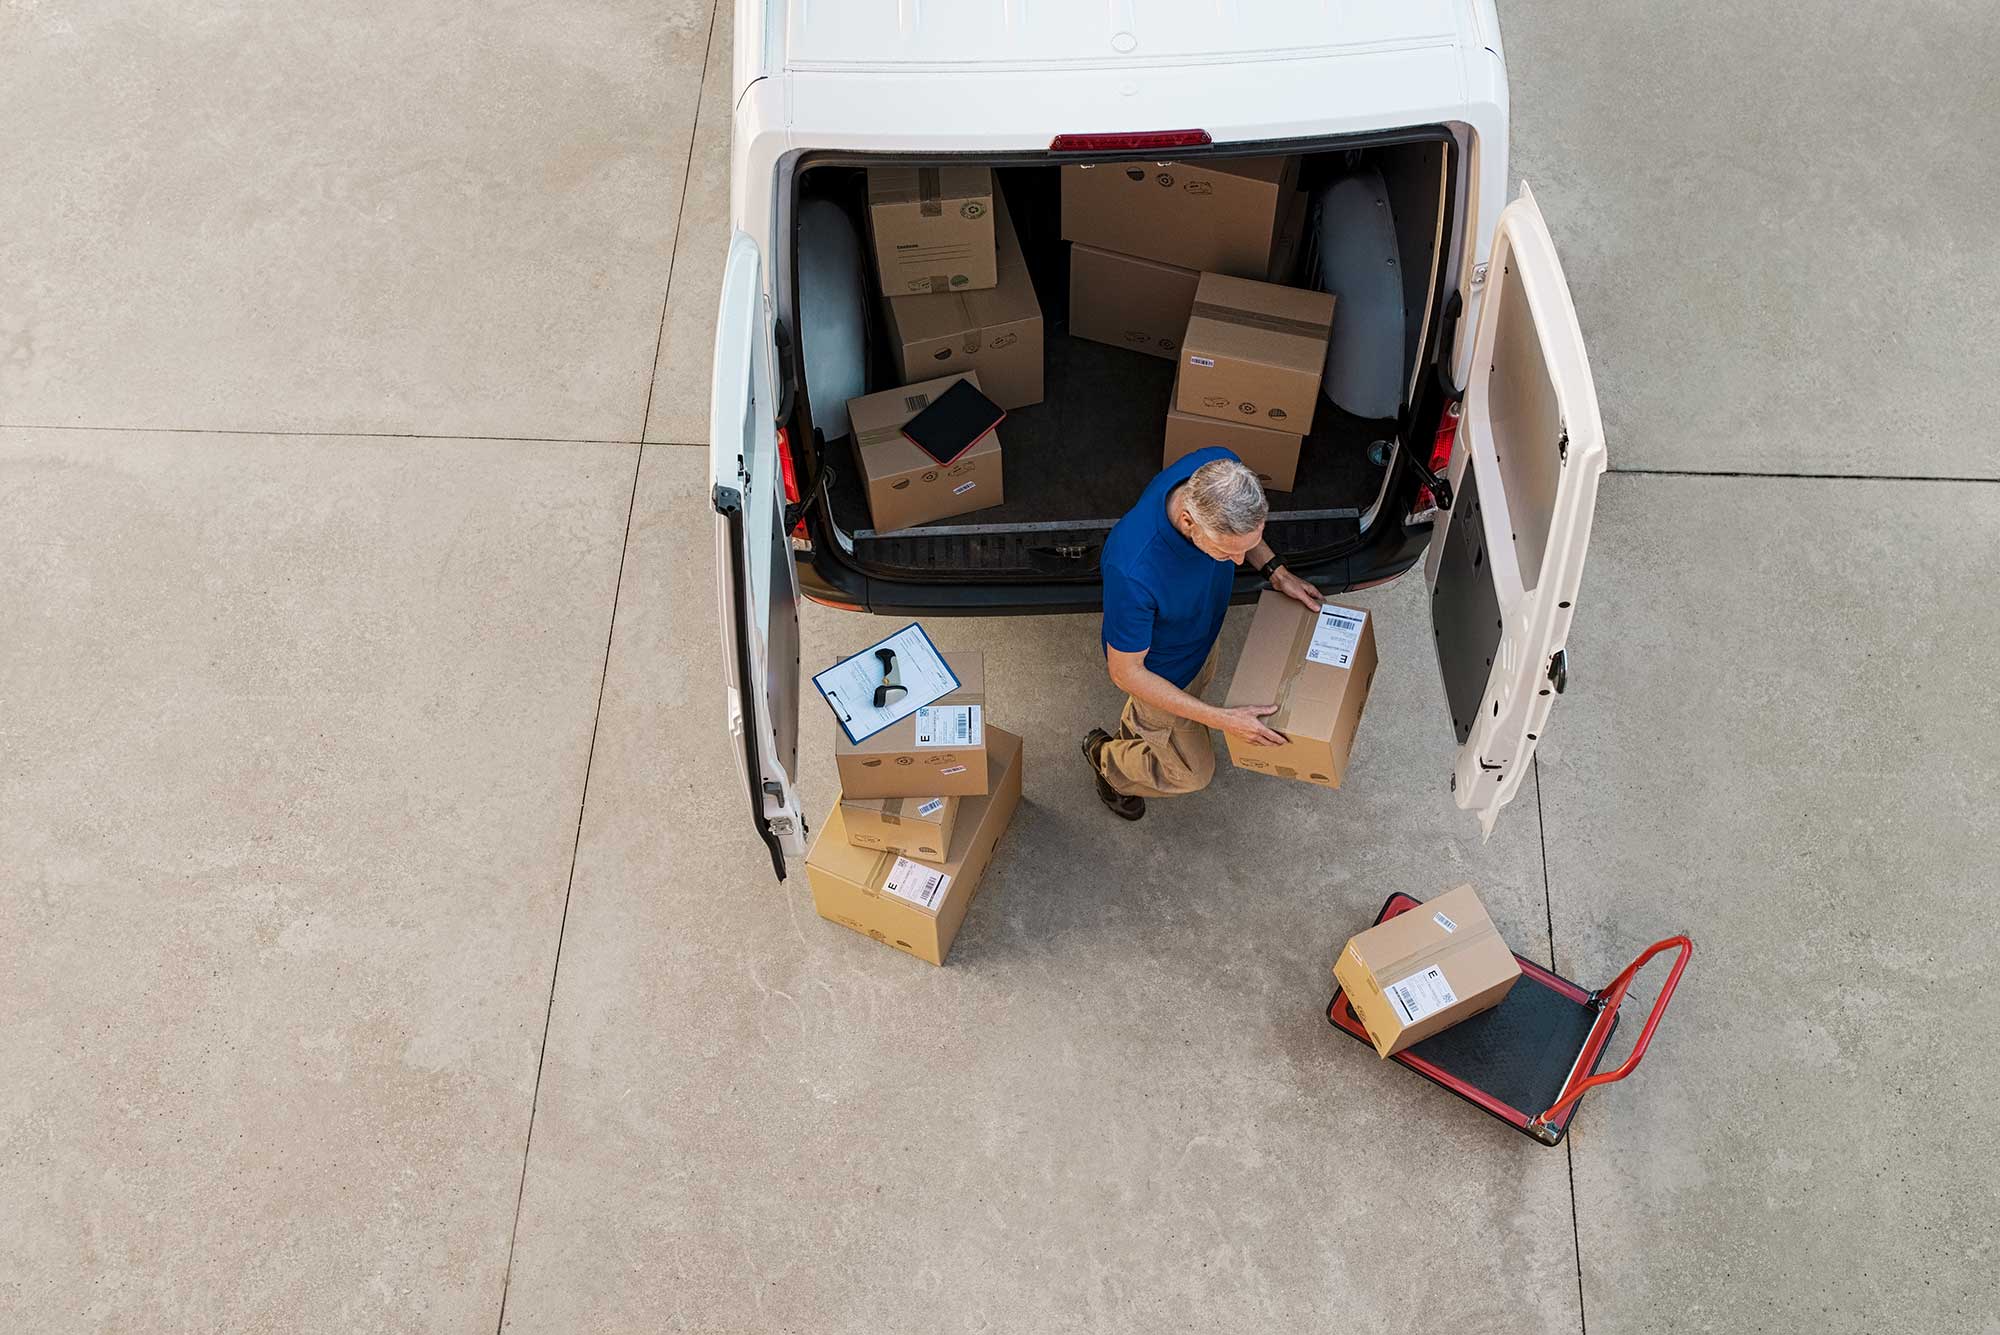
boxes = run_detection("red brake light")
[775,426,810,540]
[1416,401,1461,514]
[1049,129,1213,153]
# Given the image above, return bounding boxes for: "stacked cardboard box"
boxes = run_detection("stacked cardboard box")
[1060,156,1327,492]
[883,193,1044,409]
[807,649,1024,966]
[866,167,999,296]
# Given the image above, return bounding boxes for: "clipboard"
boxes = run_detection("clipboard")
[811,623,962,745]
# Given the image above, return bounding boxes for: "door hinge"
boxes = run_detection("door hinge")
[1471,262,1489,288]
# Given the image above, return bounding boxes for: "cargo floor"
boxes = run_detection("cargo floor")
[827,333,1391,535]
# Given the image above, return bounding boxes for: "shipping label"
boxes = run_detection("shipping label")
[1305,605,1367,669]
[916,798,946,819]
[880,856,952,911]
[1386,965,1459,1026]
[915,704,983,749]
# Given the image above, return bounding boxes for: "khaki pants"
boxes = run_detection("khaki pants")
[1098,650,1220,799]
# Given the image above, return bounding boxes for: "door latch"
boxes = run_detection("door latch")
[1547,650,1568,695]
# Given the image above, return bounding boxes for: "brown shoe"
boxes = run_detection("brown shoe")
[1081,728,1145,821]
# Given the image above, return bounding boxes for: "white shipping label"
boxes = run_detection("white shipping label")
[916,798,945,819]
[880,856,952,911]
[1432,911,1458,934]
[1189,355,1216,368]
[915,704,983,748]
[1386,965,1459,1026]
[939,765,968,776]
[952,480,978,495]
[1305,605,1367,669]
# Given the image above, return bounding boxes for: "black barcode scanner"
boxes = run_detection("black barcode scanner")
[873,648,905,709]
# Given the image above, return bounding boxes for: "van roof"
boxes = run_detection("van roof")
[778,0,1468,73]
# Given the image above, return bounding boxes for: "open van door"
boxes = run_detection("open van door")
[1427,184,1607,836]
[712,230,804,880]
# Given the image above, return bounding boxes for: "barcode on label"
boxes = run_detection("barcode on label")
[903,394,931,413]
[939,765,967,776]
[1386,965,1459,1025]
[915,704,983,748]
[952,480,977,495]
[1189,355,1216,368]
[880,855,951,910]
[1433,911,1458,934]
[917,798,945,818]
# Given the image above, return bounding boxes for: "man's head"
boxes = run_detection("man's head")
[1173,457,1269,562]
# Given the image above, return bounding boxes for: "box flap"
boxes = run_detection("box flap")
[868,165,993,208]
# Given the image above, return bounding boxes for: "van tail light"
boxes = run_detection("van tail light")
[1414,401,1460,515]
[775,426,808,540]
[1050,130,1213,153]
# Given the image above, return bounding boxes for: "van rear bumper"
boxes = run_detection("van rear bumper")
[797,514,1432,616]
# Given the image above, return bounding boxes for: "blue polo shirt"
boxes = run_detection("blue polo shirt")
[1101,446,1240,689]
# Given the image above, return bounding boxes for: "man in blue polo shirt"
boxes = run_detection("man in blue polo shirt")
[1082,447,1324,820]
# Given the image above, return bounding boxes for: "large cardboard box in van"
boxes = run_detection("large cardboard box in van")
[1333,884,1523,1057]
[1163,367,1302,491]
[883,194,1044,408]
[1067,244,1200,362]
[1061,155,1298,277]
[1177,272,1335,431]
[846,372,1004,532]
[834,650,989,799]
[1223,592,1377,789]
[806,728,1025,966]
[867,166,998,295]
[839,793,959,861]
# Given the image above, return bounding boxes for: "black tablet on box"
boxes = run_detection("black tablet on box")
[901,379,1006,466]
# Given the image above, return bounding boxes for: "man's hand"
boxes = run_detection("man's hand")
[1271,565,1323,612]
[1218,704,1287,746]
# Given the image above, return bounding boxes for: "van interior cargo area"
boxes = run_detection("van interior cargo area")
[794,142,1451,576]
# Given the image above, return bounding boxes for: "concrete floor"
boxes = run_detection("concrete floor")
[4,2,1996,1332]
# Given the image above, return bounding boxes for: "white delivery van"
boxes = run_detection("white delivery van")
[712,0,1605,879]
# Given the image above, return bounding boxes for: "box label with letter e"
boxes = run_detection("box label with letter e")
[1333,884,1522,1057]
[1223,592,1376,789]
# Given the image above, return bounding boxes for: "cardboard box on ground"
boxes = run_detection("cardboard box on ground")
[866,166,997,295]
[839,792,959,860]
[845,372,1004,533]
[884,192,1044,409]
[807,728,1026,966]
[1177,272,1335,431]
[1061,156,1299,277]
[1224,592,1377,789]
[1163,365,1302,492]
[834,651,990,799]
[1334,885,1522,1057]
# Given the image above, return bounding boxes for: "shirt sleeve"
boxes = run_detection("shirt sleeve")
[1101,563,1156,655]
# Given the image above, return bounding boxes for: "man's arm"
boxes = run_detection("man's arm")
[1243,539,1323,611]
[1106,646,1286,746]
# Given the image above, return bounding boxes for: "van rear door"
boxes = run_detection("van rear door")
[1426,184,1607,835]
[711,230,804,879]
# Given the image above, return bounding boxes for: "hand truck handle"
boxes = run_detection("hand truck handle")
[1533,935,1692,1131]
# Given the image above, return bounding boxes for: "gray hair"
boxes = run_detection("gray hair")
[1182,458,1269,536]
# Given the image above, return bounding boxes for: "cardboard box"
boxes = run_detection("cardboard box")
[1177,272,1335,431]
[1266,190,1311,284]
[845,372,1004,533]
[1163,367,1302,492]
[867,166,997,295]
[1061,155,1299,277]
[884,194,1043,408]
[1223,592,1377,789]
[1067,243,1201,362]
[839,793,960,860]
[806,728,1025,966]
[1333,884,1523,1057]
[834,650,989,798]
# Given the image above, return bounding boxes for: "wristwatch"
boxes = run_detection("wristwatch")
[1256,554,1285,581]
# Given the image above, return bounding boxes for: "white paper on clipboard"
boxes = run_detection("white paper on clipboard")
[812,624,960,744]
